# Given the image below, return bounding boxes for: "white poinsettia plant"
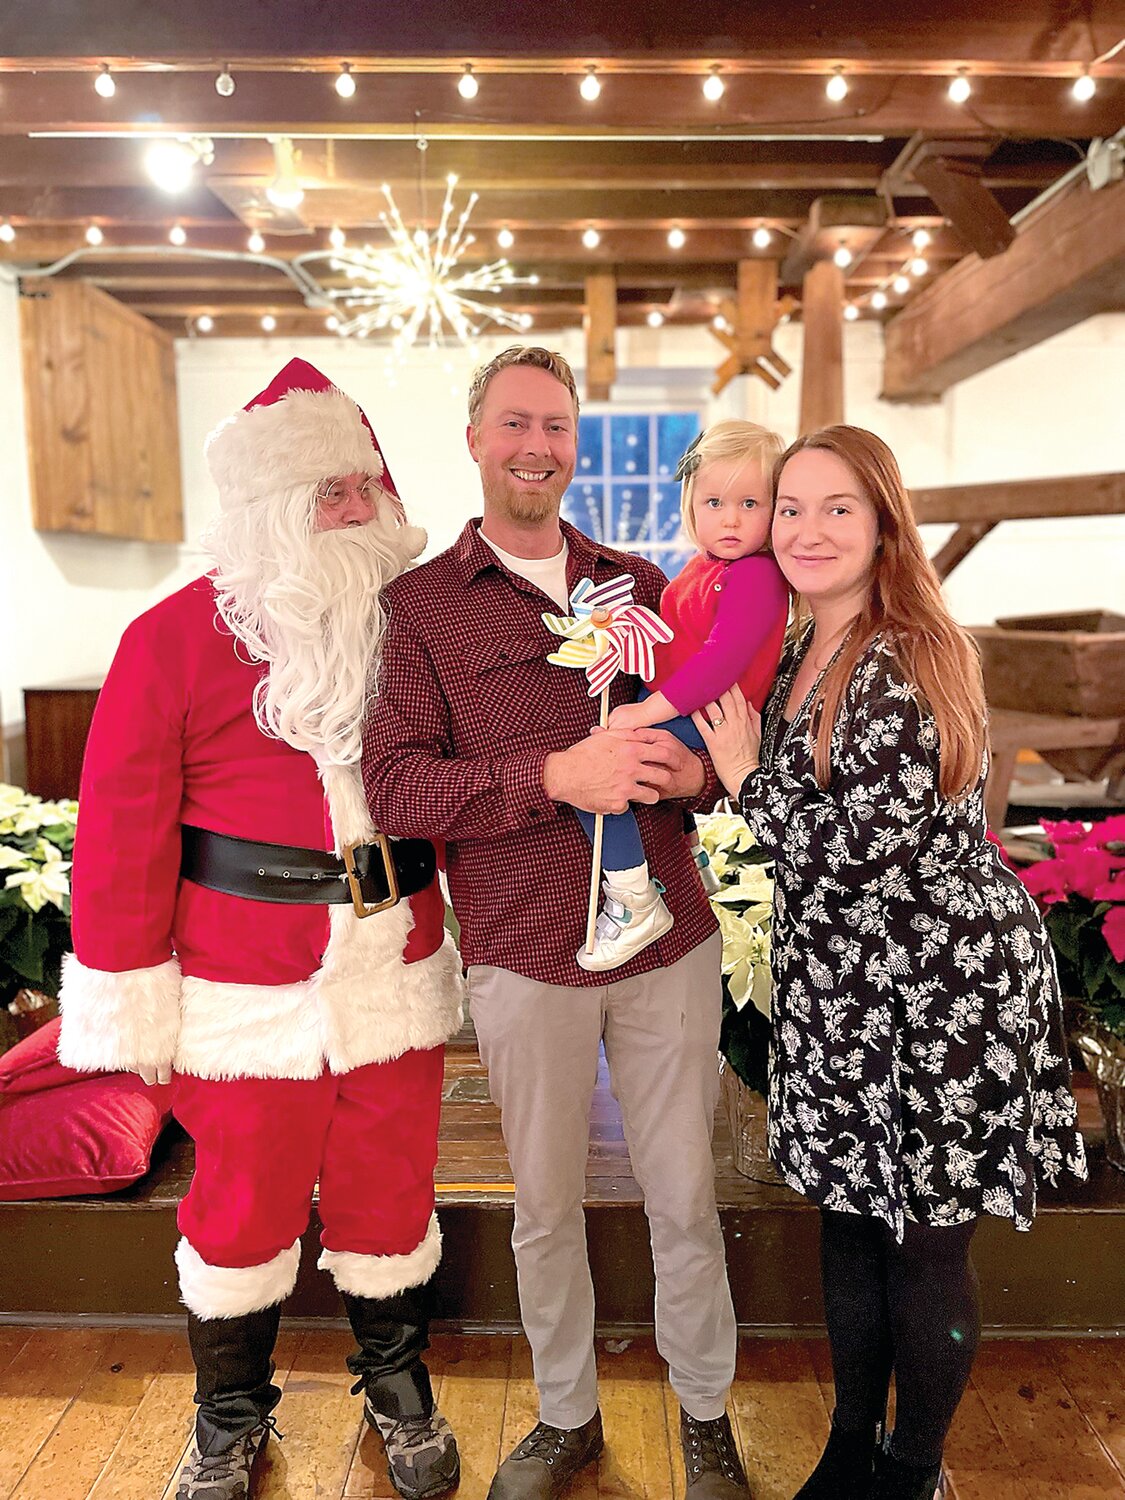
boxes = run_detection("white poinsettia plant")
[0,783,77,1005]
[697,812,774,1094]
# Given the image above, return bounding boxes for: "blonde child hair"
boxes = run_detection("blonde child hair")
[677,419,785,548]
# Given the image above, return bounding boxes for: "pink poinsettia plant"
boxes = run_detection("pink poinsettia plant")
[1020,814,1125,1040]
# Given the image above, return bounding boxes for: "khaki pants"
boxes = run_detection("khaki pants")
[468,933,736,1427]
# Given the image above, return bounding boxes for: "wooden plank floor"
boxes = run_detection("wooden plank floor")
[1,1327,1123,1499]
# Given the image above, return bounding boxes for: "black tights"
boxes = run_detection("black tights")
[819,1209,981,1469]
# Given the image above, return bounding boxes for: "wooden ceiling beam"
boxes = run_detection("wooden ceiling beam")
[780,194,888,281]
[911,472,1125,525]
[882,134,1016,259]
[882,170,1125,400]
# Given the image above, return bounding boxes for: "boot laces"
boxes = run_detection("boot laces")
[682,1413,742,1483]
[384,1412,444,1451]
[518,1421,571,1462]
[194,1416,282,1480]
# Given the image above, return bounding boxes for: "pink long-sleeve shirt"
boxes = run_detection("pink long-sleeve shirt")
[651,550,789,715]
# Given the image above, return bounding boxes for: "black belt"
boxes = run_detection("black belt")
[180,825,436,918]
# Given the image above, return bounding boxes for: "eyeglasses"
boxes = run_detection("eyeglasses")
[315,475,386,509]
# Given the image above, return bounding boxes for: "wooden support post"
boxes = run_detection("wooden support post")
[930,520,999,580]
[798,259,844,435]
[584,272,616,402]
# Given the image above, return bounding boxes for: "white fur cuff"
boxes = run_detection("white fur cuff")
[319,1212,442,1298]
[175,1236,301,1319]
[57,954,182,1073]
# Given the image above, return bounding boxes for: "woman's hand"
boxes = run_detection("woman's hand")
[691,689,761,800]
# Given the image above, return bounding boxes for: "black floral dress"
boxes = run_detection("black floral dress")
[739,629,1087,1238]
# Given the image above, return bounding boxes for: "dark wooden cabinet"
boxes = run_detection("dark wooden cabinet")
[22,678,102,800]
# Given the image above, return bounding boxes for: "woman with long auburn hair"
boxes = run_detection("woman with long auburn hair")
[694,426,1087,1500]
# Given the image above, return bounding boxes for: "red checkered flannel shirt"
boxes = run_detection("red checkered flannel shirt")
[362,518,721,987]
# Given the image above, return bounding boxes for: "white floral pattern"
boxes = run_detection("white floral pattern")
[739,631,1088,1239]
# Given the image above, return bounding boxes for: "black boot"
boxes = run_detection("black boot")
[792,1415,882,1498]
[342,1288,459,1500]
[177,1306,284,1499]
[867,1437,945,1500]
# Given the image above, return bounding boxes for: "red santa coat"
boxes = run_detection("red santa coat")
[58,575,464,1083]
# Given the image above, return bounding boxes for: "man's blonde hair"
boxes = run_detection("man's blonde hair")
[467,345,580,430]
[678,420,784,547]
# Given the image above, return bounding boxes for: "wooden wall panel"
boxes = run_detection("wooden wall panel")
[19,279,183,541]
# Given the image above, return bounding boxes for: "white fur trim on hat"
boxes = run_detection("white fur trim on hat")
[176,1236,301,1319]
[206,385,381,508]
[57,954,181,1073]
[319,1212,442,1298]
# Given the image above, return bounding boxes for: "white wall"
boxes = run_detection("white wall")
[1,275,1123,748]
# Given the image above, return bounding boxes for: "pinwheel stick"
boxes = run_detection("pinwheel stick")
[585,607,614,955]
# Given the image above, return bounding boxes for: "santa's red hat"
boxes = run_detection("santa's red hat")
[205,358,400,508]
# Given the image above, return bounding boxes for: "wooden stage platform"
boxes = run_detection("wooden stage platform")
[1,1028,1123,1333]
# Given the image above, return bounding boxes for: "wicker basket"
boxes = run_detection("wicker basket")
[1072,1018,1125,1174]
[718,1057,783,1185]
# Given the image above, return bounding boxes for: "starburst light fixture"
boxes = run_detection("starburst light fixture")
[329,174,537,349]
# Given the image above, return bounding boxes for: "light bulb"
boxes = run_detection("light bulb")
[85,225,104,246]
[912,228,931,251]
[826,68,848,103]
[910,256,928,277]
[215,67,235,97]
[94,65,116,99]
[260,314,276,332]
[712,314,729,332]
[247,230,265,254]
[1072,71,1096,102]
[948,71,971,104]
[329,226,346,250]
[169,225,187,246]
[844,303,860,321]
[0,222,15,243]
[667,227,686,250]
[752,226,772,249]
[833,243,853,268]
[326,314,339,331]
[702,67,725,102]
[893,274,911,295]
[582,227,600,249]
[144,140,198,193]
[196,314,214,333]
[335,64,356,99]
[646,310,665,328]
[580,66,601,102]
[519,313,534,330]
[458,65,479,100]
[871,289,888,310]
[497,226,515,249]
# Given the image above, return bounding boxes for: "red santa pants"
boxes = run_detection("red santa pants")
[173,1045,445,1271]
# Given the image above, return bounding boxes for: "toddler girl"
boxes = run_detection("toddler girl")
[575,419,789,971]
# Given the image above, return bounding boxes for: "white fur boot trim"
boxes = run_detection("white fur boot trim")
[319,1212,442,1298]
[175,1236,301,1319]
[57,953,181,1073]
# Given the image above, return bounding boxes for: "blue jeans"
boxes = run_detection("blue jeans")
[575,690,704,872]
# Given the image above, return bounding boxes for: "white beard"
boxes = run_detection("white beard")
[205,495,426,768]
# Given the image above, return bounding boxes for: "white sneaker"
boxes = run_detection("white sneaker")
[576,879,674,972]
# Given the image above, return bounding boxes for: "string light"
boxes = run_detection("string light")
[702,66,725,102]
[667,226,686,250]
[910,256,929,277]
[647,309,665,328]
[844,303,859,321]
[519,313,534,330]
[497,226,515,249]
[892,273,911,295]
[196,314,214,333]
[912,228,931,251]
[826,67,848,103]
[169,224,187,246]
[266,137,304,210]
[752,226,772,249]
[712,313,730,332]
[582,226,601,249]
[215,66,235,97]
[329,226,346,250]
[144,140,200,194]
[871,289,888,310]
[580,66,602,102]
[85,225,104,246]
[335,63,356,99]
[1072,69,1097,102]
[94,64,116,99]
[833,243,853,269]
[325,314,340,331]
[247,230,265,253]
[260,314,277,332]
[0,222,15,244]
[948,70,972,104]
[458,65,479,100]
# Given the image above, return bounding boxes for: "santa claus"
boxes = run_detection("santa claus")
[57,359,465,1500]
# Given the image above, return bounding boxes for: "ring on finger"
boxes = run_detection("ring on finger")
[712,714,726,728]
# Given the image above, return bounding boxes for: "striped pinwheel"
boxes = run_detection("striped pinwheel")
[542,574,673,697]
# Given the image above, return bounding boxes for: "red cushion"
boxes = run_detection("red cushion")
[0,1020,173,1200]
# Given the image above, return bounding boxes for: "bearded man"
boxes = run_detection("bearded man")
[56,359,464,1500]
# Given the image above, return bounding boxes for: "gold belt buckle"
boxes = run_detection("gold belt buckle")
[341,833,399,918]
